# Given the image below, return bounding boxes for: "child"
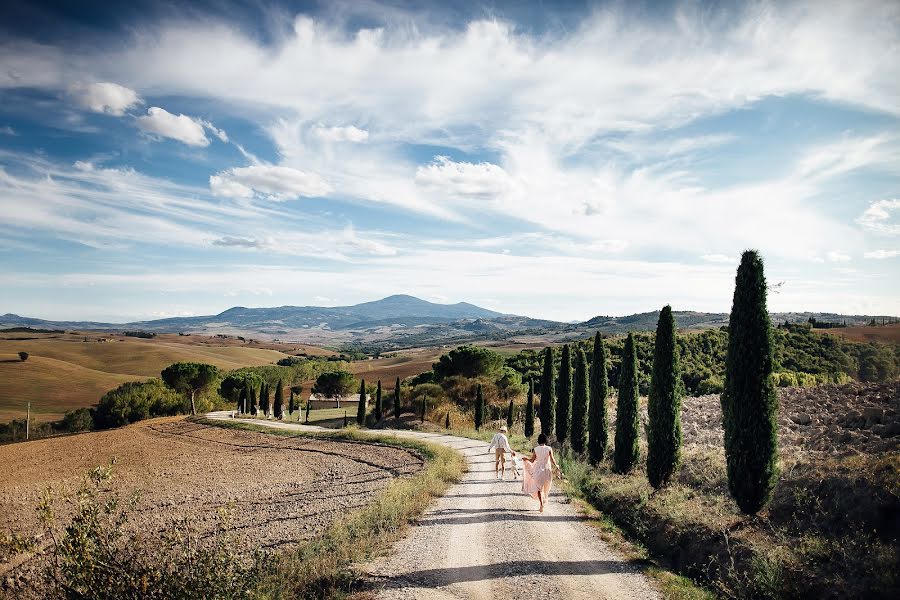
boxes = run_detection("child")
[521,433,562,512]
[487,425,516,480]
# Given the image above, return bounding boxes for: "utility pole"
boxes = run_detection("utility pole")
[26,402,30,440]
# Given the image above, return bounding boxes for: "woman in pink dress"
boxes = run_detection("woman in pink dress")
[521,433,561,512]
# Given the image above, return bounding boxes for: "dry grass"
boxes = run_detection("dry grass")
[812,323,900,344]
[346,348,442,382]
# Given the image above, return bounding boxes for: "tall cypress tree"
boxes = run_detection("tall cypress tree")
[260,383,270,416]
[249,384,257,416]
[421,393,427,423]
[556,344,572,445]
[539,347,556,439]
[571,348,589,454]
[356,379,366,426]
[614,333,640,474]
[474,384,485,431]
[374,380,383,421]
[506,397,514,430]
[722,250,779,514]
[288,389,295,416]
[238,384,246,414]
[394,377,401,424]
[647,305,682,489]
[274,380,284,419]
[524,379,535,438]
[588,332,609,464]
[305,396,311,423]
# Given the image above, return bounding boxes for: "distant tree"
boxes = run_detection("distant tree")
[524,379,535,438]
[18,351,28,362]
[647,306,683,489]
[238,385,247,414]
[160,362,219,416]
[588,332,609,465]
[613,333,640,474]
[93,379,182,429]
[540,347,556,439]
[61,407,93,432]
[343,411,348,427]
[288,389,295,416]
[312,371,356,405]
[356,379,366,426]
[445,411,451,429]
[243,381,253,415]
[571,348,589,454]
[374,380,383,421]
[421,393,427,423]
[274,380,284,419]
[474,384,485,431]
[506,397,514,430]
[250,384,258,416]
[433,344,505,379]
[305,396,311,423]
[722,250,779,514]
[394,377,401,424]
[219,372,260,413]
[556,344,572,445]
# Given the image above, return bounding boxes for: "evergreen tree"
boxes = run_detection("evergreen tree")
[394,377,401,424]
[343,411,348,427]
[421,394,427,423]
[556,344,572,445]
[445,411,451,429]
[524,379,535,438]
[722,250,779,514]
[260,383,270,416]
[613,333,640,474]
[474,384,485,431]
[506,397,514,430]
[588,332,609,464]
[305,396,311,423]
[288,389,295,416]
[647,305,683,489]
[375,380,383,421]
[356,378,366,426]
[238,384,247,414]
[249,384,257,416]
[571,348,589,454]
[274,380,284,419]
[539,347,556,439]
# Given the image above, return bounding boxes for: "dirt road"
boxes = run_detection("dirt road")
[206,413,660,599]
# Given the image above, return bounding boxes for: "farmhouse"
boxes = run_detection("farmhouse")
[307,393,369,409]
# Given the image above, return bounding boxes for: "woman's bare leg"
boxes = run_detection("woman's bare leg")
[537,490,544,512]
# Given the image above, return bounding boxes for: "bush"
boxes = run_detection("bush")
[18,351,28,362]
[697,375,724,395]
[93,379,183,429]
[61,408,93,433]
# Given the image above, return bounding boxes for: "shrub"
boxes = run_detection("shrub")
[722,250,779,515]
[697,375,725,395]
[93,379,183,429]
[61,408,93,433]
[18,351,28,362]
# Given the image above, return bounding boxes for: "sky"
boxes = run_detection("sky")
[0,0,898,323]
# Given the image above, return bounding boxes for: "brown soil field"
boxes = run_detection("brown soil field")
[0,333,322,422]
[0,417,424,596]
[347,348,443,383]
[812,322,900,344]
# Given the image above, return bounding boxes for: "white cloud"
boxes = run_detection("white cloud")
[210,165,331,200]
[827,251,852,263]
[864,249,899,259]
[311,125,369,142]
[135,107,227,147]
[701,254,735,264]
[857,199,900,235]
[69,82,141,116]
[415,156,511,198]
[0,126,15,135]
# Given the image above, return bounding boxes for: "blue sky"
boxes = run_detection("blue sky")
[1,0,898,322]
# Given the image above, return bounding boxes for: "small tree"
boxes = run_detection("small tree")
[613,333,640,474]
[539,347,556,439]
[445,411,451,429]
[588,332,609,465]
[273,380,284,419]
[305,396,311,423]
[249,384,258,416]
[260,383,270,417]
[394,377,401,424]
[160,362,219,416]
[722,250,779,514]
[524,380,535,438]
[18,351,29,362]
[356,379,366,426]
[238,385,246,414]
[343,411,348,428]
[474,384,485,431]
[556,344,572,445]
[571,348,589,454]
[312,371,355,406]
[242,381,252,415]
[374,380,383,421]
[646,306,682,489]
[421,393,427,423]
[288,389,295,416]
[506,397,514,430]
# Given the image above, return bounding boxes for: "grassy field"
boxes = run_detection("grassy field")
[0,333,297,423]
[814,322,900,344]
[347,347,443,381]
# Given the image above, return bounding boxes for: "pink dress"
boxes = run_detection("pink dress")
[522,445,553,499]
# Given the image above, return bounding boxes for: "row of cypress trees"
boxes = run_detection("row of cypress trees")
[237,379,285,418]
[532,249,778,513]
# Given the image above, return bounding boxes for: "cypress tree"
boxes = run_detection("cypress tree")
[249,384,257,416]
[305,396,311,423]
[356,379,366,426]
[421,393,427,423]
[539,347,556,439]
[394,377,401,424]
[474,384,485,431]
[588,332,609,464]
[238,384,246,414]
[524,380,535,438]
[556,344,572,445]
[613,333,640,474]
[647,305,682,489]
[274,380,284,419]
[722,250,779,514]
[343,411,348,427]
[571,348,589,454]
[288,389,295,416]
[506,397,514,430]
[374,380,383,421]
[445,411,451,429]
[260,383,270,416]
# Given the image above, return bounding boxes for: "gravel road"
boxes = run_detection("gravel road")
[206,414,661,599]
